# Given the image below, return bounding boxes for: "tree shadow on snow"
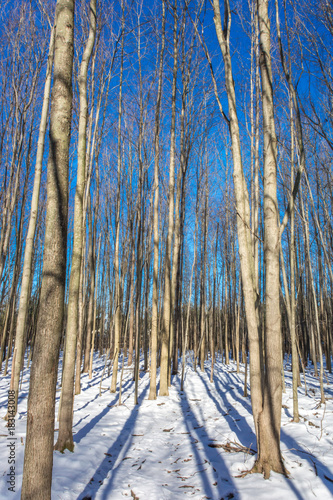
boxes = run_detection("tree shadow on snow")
[281,429,333,497]
[73,378,134,445]
[74,377,133,415]
[76,382,149,500]
[179,387,238,499]
[198,369,256,452]
[200,364,329,500]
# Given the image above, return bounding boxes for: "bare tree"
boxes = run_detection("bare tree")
[21,0,75,497]
[149,0,165,400]
[212,0,286,477]
[110,0,125,394]
[159,0,179,396]
[55,0,96,453]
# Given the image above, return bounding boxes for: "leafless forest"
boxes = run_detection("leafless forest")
[0,0,332,498]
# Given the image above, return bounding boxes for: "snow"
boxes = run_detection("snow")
[1,353,333,499]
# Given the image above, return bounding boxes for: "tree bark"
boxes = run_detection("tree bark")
[149,0,165,400]
[255,0,285,477]
[54,0,96,452]
[21,1,74,497]
[159,0,178,397]
[110,0,125,393]
[212,0,262,443]
[212,0,285,478]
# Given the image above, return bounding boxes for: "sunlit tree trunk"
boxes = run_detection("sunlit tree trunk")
[83,196,96,373]
[181,202,199,391]
[149,0,165,400]
[110,0,125,393]
[212,0,285,478]
[159,0,178,396]
[255,0,285,476]
[301,193,325,404]
[212,0,260,427]
[54,0,96,452]
[210,225,219,382]
[200,161,208,372]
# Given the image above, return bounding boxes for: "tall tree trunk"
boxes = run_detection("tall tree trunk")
[212,0,285,478]
[200,156,208,372]
[149,0,165,400]
[301,194,325,404]
[110,0,125,393]
[170,169,183,380]
[159,0,178,396]
[128,239,135,367]
[210,225,219,382]
[134,5,145,405]
[89,234,101,377]
[21,1,74,497]
[83,197,96,373]
[212,0,261,439]
[255,0,285,476]
[54,0,96,452]
[181,204,199,391]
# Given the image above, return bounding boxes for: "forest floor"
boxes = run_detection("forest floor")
[1,352,333,500]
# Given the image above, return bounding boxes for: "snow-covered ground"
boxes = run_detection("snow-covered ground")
[1,352,333,499]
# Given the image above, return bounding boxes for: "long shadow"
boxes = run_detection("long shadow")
[281,430,333,497]
[215,377,254,424]
[78,352,128,392]
[77,382,149,500]
[73,378,134,444]
[204,364,328,499]
[74,378,133,414]
[206,363,252,408]
[214,373,253,414]
[73,391,102,414]
[180,387,237,499]
[79,371,109,391]
[0,391,29,410]
[198,370,256,451]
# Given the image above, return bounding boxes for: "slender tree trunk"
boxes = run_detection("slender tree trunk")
[149,0,165,400]
[133,7,146,405]
[224,254,229,365]
[110,0,124,393]
[54,0,96,452]
[210,226,218,382]
[128,240,135,367]
[89,234,101,378]
[83,198,96,373]
[74,248,85,394]
[159,0,178,396]
[10,24,55,417]
[289,106,299,420]
[301,194,325,404]
[170,169,183,381]
[213,0,285,478]
[200,159,208,372]
[212,0,262,440]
